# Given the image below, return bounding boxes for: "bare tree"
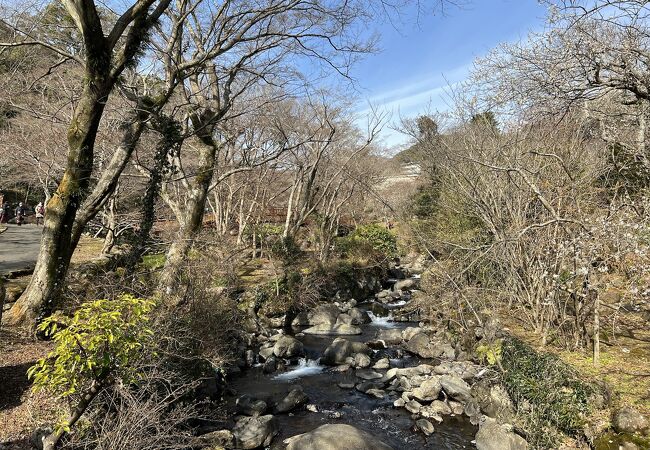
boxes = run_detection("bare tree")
[1,0,173,327]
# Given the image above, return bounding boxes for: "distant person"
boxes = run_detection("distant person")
[0,201,9,223]
[15,202,25,226]
[35,202,45,226]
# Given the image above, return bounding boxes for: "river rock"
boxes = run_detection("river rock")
[373,358,390,370]
[440,375,472,403]
[273,335,304,358]
[366,388,385,398]
[376,289,391,299]
[416,419,435,436]
[435,361,480,380]
[383,364,435,382]
[405,333,437,358]
[199,429,234,448]
[376,329,403,345]
[394,278,418,291]
[405,399,422,414]
[424,400,452,415]
[475,417,528,450]
[308,304,341,326]
[276,387,308,413]
[402,327,422,342]
[353,353,371,368]
[471,380,515,423]
[259,346,274,361]
[232,415,278,449]
[356,369,383,380]
[410,376,442,402]
[356,381,384,393]
[236,395,268,416]
[284,424,394,450]
[302,324,362,335]
[321,338,370,365]
[262,356,278,374]
[338,382,355,389]
[613,407,649,435]
[348,307,371,325]
[291,311,310,326]
[464,399,482,424]
[449,400,465,415]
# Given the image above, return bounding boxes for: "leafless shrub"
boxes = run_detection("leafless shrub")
[64,367,211,450]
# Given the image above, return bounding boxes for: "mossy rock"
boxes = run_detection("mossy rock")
[594,431,650,450]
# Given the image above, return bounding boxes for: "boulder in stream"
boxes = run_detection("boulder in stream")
[273,335,304,358]
[284,424,394,450]
[410,376,442,402]
[353,353,371,368]
[321,338,370,365]
[373,358,390,370]
[355,369,383,380]
[348,307,371,325]
[307,304,341,326]
[232,414,278,449]
[440,375,472,403]
[276,386,308,413]
[416,419,435,436]
[235,395,268,417]
[405,333,436,358]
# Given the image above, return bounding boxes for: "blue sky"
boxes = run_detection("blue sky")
[352,0,548,150]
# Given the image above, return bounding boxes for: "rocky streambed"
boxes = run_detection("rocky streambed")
[198,267,528,450]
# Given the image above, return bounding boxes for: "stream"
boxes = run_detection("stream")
[222,279,478,449]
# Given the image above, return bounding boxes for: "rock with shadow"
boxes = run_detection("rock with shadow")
[284,424,394,450]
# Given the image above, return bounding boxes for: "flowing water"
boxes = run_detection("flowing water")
[223,280,478,449]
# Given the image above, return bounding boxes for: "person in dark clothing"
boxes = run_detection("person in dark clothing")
[15,202,25,226]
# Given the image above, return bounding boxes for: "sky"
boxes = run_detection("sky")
[351,0,548,151]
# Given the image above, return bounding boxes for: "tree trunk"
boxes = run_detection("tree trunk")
[101,195,117,255]
[593,290,600,366]
[41,380,102,450]
[4,84,108,328]
[159,135,218,303]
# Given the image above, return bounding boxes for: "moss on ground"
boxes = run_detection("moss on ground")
[500,337,601,448]
[140,253,166,270]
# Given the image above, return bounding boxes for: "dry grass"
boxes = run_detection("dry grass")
[70,236,105,263]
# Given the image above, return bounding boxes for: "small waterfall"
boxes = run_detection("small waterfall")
[386,299,407,307]
[367,311,396,328]
[273,358,324,380]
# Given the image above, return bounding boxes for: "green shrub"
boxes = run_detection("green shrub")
[410,185,439,219]
[500,338,598,448]
[28,295,155,438]
[337,223,398,258]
